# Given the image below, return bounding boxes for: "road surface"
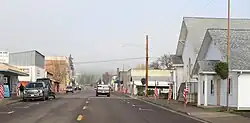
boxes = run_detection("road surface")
[0,87,204,123]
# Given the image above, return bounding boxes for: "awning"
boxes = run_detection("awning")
[0,63,29,76]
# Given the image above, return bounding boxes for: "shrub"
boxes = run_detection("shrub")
[214,62,228,80]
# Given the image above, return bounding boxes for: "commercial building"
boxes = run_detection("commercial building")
[45,56,70,91]
[9,50,46,82]
[0,63,28,98]
[127,68,173,95]
[0,51,9,63]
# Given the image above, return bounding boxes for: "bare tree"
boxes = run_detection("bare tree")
[102,72,110,84]
[47,60,68,84]
[149,61,160,69]
[149,54,173,70]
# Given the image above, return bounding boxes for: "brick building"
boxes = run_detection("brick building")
[45,56,70,91]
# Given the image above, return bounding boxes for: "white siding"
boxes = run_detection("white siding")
[182,39,197,82]
[205,42,222,60]
[176,67,184,91]
[199,75,205,105]
[207,75,217,105]
[18,66,45,82]
[198,74,238,107]
[238,73,250,110]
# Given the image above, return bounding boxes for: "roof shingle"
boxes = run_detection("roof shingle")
[208,29,250,70]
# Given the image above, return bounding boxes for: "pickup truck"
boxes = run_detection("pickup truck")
[23,82,49,101]
[96,84,111,97]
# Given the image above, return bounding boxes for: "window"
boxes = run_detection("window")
[229,79,232,94]
[202,81,205,94]
[211,80,214,94]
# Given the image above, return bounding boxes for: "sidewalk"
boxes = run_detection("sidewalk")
[139,96,250,123]
[0,97,22,106]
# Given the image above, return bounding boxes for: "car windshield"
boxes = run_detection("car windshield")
[26,83,44,88]
[66,86,72,89]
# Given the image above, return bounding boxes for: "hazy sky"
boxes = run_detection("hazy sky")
[0,0,249,74]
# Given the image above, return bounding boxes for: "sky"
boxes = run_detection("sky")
[0,0,249,74]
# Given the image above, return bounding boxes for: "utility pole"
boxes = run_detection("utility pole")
[122,64,124,82]
[226,0,231,111]
[145,35,149,96]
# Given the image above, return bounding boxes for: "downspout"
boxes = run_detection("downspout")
[236,70,242,110]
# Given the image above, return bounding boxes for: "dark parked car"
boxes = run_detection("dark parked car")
[66,86,74,93]
[23,82,49,101]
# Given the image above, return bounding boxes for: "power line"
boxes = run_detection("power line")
[74,57,157,64]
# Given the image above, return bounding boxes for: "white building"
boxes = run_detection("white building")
[192,29,250,110]
[0,51,9,63]
[127,68,172,95]
[9,50,45,82]
[173,17,250,102]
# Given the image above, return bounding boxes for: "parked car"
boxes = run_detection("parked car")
[66,86,74,93]
[23,82,49,101]
[36,78,56,99]
[77,86,82,90]
[96,84,111,97]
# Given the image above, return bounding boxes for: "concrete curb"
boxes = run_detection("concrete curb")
[114,92,212,123]
[139,98,212,123]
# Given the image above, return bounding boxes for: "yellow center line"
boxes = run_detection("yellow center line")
[77,115,84,121]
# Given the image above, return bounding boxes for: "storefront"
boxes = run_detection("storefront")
[0,63,29,98]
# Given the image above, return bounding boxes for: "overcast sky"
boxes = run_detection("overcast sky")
[0,0,249,74]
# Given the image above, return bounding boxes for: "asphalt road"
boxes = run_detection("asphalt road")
[0,87,205,123]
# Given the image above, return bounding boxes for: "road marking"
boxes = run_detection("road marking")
[138,108,153,111]
[83,106,87,110]
[77,115,84,121]
[0,111,15,114]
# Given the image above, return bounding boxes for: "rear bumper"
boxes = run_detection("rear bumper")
[96,91,110,95]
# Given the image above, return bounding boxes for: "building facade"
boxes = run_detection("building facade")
[9,50,45,82]
[45,56,70,91]
[192,29,250,110]
[0,51,9,63]
[127,68,173,95]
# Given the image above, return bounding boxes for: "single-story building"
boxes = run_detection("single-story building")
[193,29,250,110]
[0,63,29,98]
[127,68,173,95]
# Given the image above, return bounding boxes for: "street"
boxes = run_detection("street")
[0,87,205,123]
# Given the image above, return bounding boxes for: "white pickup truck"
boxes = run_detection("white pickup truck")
[96,84,111,97]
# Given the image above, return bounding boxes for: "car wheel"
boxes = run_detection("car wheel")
[53,95,56,99]
[107,94,110,97]
[96,93,98,97]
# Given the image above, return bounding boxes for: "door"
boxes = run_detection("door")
[216,79,221,106]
